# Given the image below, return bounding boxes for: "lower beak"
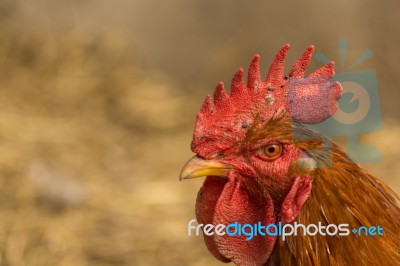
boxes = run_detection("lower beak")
[179,156,232,181]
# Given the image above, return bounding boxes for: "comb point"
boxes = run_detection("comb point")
[248,54,261,89]
[289,45,315,78]
[214,82,228,106]
[231,68,245,95]
[310,61,335,78]
[199,95,214,115]
[266,44,291,85]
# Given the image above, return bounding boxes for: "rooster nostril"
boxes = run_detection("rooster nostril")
[209,152,223,159]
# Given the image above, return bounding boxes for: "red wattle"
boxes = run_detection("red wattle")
[196,173,277,266]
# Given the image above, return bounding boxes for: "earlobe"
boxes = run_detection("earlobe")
[280,176,313,224]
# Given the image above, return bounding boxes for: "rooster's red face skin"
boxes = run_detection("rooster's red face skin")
[181,44,342,265]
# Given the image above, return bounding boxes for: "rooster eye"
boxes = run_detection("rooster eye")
[260,144,282,159]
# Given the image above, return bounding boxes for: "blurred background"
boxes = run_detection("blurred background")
[0,0,398,265]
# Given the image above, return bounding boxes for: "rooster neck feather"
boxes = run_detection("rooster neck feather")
[267,140,400,265]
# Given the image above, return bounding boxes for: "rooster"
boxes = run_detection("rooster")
[180,44,400,265]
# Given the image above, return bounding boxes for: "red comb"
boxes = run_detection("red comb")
[193,44,342,148]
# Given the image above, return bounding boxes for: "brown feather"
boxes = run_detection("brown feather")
[263,121,400,265]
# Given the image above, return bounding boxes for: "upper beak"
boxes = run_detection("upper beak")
[179,156,233,181]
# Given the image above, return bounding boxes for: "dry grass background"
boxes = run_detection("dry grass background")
[0,1,398,265]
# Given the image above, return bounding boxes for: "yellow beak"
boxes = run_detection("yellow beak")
[179,156,232,181]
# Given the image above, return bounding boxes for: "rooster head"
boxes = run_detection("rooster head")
[180,44,343,265]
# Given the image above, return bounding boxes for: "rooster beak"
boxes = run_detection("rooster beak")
[180,156,232,181]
